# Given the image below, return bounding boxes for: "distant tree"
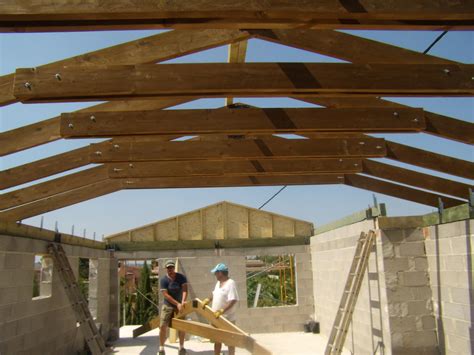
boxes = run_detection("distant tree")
[78,258,90,301]
[135,261,157,324]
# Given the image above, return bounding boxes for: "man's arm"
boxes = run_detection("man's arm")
[162,289,181,308]
[181,283,188,304]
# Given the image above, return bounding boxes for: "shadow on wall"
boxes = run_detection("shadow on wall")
[466,220,473,355]
[434,224,446,353]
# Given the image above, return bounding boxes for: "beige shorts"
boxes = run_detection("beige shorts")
[160,304,176,327]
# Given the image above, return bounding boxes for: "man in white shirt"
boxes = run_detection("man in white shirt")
[202,263,239,355]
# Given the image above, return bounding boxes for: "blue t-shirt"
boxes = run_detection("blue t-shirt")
[160,273,187,307]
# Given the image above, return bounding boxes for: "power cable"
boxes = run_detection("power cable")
[258,186,287,210]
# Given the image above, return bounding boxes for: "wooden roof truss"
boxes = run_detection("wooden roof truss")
[1,5,473,221]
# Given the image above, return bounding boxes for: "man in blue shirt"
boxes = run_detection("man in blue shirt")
[159,259,188,355]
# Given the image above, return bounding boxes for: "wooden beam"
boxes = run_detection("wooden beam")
[299,96,474,145]
[14,63,474,102]
[344,174,465,208]
[123,174,344,190]
[250,29,454,64]
[0,98,191,156]
[0,146,91,190]
[0,166,109,210]
[362,160,472,200]
[1,1,473,32]
[107,158,362,178]
[0,179,122,221]
[385,141,474,180]
[112,236,310,251]
[170,319,251,349]
[90,137,387,163]
[226,40,248,106]
[0,29,249,107]
[60,107,425,138]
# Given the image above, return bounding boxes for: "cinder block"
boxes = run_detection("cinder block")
[450,287,471,304]
[406,300,432,316]
[447,333,471,354]
[384,258,410,272]
[398,242,425,257]
[399,271,429,287]
[420,315,436,330]
[413,257,429,271]
[442,302,468,321]
[402,330,437,348]
[0,287,18,306]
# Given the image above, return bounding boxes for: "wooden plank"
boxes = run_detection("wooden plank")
[0,221,106,249]
[226,40,248,106]
[362,160,472,200]
[112,236,309,251]
[0,179,123,221]
[170,319,251,349]
[299,96,474,145]
[0,146,91,190]
[107,158,362,178]
[1,1,473,32]
[344,174,465,208]
[60,107,425,138]
[14,63,474,102]
[90,137,387,163]
[250,29,454,64]
[1,98,191,156]
[122,174,345,189]
[0,166,109,210]
[0,29,249,107]
[385,141,474,180]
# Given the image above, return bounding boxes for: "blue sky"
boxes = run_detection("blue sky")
[0,30,472,239]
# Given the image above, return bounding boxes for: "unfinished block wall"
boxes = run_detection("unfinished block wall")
[0,234,119,355]
[311,219,387,355]
[118,244,314,334]
[424,219,474,355]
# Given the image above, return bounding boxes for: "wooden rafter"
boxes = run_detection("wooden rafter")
[0,179,123,221]
[13,63,474,103]
[362,160,472,200]
[107,159,362,178]
[0,29,249,107]
[0,175,342,221]
[0,146,91,190]
[226,40,248,106]
[250,29,454,65]
[59,107,425,138]
[1,1,473,32]
[0,166,108,210]
[344,174,465,208]
[0,98,191,157]
[89,137,387,163]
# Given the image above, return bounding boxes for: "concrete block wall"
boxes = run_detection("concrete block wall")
[118,244,314,334]
[381,227,438,355]
[311,219,387,355]
[424,219,474,354]
[0,234,119,355]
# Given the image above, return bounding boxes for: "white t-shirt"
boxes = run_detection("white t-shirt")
[211,278,239,322]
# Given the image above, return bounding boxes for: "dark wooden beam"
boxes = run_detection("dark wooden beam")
[250,29,454,64]
[107,158,362,178]
[0,29,249,107]
[385,141,474,180]
[0,146,92,190]
[60,107,425,138]
[0,179,123,221]
[89,137,387,163]
[344,174,465,208]
[1,1,473,32]
[0,98,191,157]
[14,63,474,103]
[0,166,109,210]
[122,174,345,189]
[299,96,474,145]
[362,160,472,200]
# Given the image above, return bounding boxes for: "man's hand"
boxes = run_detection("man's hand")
[202,298,210,309]
[214,309,225,318]
[177,303,183,313]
